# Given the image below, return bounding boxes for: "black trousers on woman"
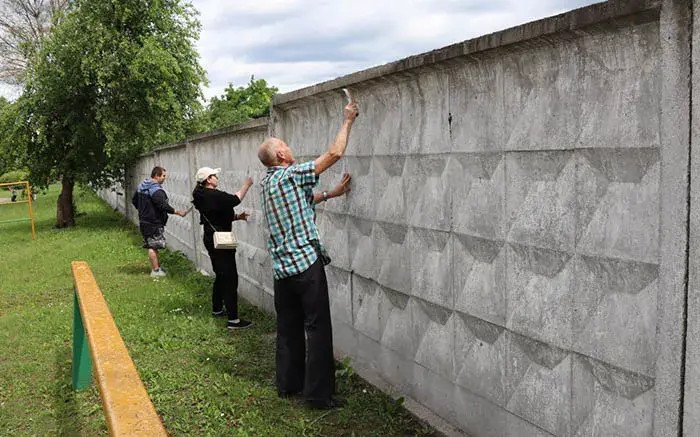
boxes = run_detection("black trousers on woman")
[274,258,335,402]
[204,235,239,321]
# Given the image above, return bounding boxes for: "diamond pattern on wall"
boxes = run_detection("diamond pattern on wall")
[576,148,660,263]
[573,255,658,376]
[572,356,653,437]
[506,243,574,350]
[505,333,572,437]
[453,234,506,327]
[374,156,407,224]
[451,152,506,240]
[454,312,508,406]
[405,156,451,231]
[506,151,576,252]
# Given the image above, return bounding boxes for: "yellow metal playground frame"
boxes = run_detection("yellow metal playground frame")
[0,180,36,240]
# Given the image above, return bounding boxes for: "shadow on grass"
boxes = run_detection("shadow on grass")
[119,262,151,275]
[197,348,276,387]
[53,345,83,436]
[0,210,132,237]
[160,289,277,338]
[0,220,37,239]
[75,211,135,233]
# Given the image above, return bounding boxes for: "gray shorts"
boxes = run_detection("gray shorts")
[141,227,166,250]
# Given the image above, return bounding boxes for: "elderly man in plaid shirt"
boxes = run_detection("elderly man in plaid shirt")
[258,98,359,410]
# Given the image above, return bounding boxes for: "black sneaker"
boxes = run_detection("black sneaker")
[226,319,253,330]
[278,390,302,399]
[212,310,227,317]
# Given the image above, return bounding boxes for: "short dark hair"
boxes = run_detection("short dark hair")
[151,166,166,178]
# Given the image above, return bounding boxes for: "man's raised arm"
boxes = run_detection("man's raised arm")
[314,99,359,175]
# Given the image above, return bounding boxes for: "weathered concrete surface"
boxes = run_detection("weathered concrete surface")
[98,0,700,435]
[684,0,700,435]
[273,4,663,434]
[655,1,692,436]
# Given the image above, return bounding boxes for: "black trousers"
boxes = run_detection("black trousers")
[205,236,239,320]
[274,258,335,402]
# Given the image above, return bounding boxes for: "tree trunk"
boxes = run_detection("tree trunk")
[56,176,75,228]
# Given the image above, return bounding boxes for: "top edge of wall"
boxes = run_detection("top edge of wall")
[145,116,270,156]
[188,116,269,143]
[272,0,661,110]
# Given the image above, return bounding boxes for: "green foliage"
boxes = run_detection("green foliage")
[379,396,407,428]
[194,76,277,133]
[335,357,356,393]
[0,169,29,184]
[0,97,28,175]
[18,0,206,191]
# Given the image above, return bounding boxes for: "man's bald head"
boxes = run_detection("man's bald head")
[259,137,294,167]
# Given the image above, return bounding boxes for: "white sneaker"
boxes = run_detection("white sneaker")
[150,269,167,278]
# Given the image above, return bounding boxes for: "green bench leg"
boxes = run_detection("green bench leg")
[72,290,92,391]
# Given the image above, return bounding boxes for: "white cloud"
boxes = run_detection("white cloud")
[191,0,601,99]
[0,0,601,101]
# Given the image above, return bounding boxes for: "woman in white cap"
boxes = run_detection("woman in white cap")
[192,167,254,329]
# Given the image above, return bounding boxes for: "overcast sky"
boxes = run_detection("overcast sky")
[192,0,601,99]
[1,0,601,101]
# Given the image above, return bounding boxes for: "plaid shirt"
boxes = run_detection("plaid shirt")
[260,161,327,279]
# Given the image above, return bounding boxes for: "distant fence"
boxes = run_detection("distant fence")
[72,261,167,436]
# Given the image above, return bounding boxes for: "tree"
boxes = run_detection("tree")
[20,0,205,227]
[0,96,26,175]
[198,76,277,132]
[0,0,68,84]
[0,97,9,174]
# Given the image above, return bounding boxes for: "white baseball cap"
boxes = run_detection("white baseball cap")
[195,167,221,183]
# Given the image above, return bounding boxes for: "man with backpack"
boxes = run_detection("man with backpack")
[132,166,187,277]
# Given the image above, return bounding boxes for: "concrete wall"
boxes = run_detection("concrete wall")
[98,119,270,277]
[99,1,700,435]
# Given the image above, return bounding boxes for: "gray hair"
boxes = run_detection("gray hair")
[258,137,281,166]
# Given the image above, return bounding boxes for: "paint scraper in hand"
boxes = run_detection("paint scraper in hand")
[342,88,359,117]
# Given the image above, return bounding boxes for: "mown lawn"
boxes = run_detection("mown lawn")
[0,185,436,436]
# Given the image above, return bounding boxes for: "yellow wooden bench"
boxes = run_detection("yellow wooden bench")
[72,261,167,436]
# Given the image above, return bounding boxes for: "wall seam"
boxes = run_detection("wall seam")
[680,1,694,435]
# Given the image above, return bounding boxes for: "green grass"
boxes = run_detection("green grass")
[0,186,436,436]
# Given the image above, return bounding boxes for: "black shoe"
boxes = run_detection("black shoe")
[212,310,227,317]
[227,319,253,330]
[306,397,346,410]
[278,390,302,399]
